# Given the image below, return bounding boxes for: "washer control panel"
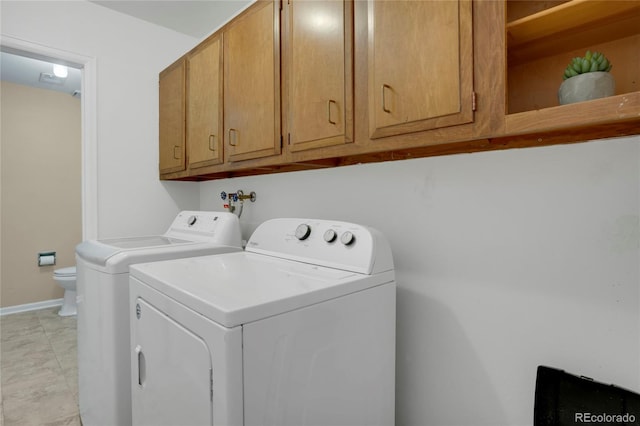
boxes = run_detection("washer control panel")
[165,211,242,246]
[169,211,224,233]
[246,218,394,274]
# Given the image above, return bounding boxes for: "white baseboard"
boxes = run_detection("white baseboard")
[0,299,63,316]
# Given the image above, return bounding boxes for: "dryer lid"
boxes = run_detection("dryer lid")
[130,251,394,328]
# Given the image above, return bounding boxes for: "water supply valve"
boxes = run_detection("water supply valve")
[221,190,256,217]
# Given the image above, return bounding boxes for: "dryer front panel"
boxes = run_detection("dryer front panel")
[130,276,243,426]
[133,298,212,426]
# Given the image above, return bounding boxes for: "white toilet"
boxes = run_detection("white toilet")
[53,266,77,317]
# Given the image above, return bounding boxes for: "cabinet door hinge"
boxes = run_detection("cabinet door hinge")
[472,91,477,112]
[209,368,213,401]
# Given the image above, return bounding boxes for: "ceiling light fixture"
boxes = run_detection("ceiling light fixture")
[53,64,68,78]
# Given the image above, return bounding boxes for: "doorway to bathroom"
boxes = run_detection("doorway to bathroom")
[0,38,97,313]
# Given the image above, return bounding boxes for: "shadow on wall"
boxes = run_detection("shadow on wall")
[161,181,201,205]
[395,284,508,425]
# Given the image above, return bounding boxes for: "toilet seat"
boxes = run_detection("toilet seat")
[54,266,77,277]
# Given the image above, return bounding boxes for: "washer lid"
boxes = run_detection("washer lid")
[75,236,192,265]
[130,251,395,328]
[98,235,189,249]
[76,238,241,274]
[74,211,242,271]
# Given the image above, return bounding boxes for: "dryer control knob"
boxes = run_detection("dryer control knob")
[323,229,337,243]
[340,231,355,246]
[295,224,311,240]
[187,215,197,226]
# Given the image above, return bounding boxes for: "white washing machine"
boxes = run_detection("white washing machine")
[75,211,243,426]
[129,218,396,426]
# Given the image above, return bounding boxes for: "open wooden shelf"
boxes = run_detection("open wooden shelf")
[505,92,640,135]
[507,0,640,65]
[506,0,640,115]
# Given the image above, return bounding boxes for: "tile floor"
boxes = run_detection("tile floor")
[0,308,80,425]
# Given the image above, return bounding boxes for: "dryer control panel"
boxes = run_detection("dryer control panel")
[246,218,394,274]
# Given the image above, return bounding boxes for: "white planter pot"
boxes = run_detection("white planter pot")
[558,71,615,105]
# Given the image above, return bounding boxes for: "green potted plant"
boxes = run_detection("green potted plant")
[558,50,615,105]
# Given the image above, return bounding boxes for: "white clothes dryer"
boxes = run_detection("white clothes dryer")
[75,211,242,426]
[129,218,396,426]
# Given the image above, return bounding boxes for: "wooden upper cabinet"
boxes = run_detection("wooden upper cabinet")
[368,0,474,139]
[284,0,353,151]
[159,60,186,174]
[224,0,281,163]
[187,35,223,169]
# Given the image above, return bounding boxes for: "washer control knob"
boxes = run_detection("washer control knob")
[295,224,311,240]
[340,231,355,246]
[187,215,197,226]
[323,229,337,243]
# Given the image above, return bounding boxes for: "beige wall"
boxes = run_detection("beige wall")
[1,81,82,308]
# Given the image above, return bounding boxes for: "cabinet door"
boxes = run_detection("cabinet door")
[286,0,353,151]
[187,35,223,169]
[224,0,281,162]
[368,0,473,139]
[159,60,186,174]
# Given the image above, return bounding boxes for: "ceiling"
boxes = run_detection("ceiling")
[90,0,252,39]
[0,0,251,97]
[0,50,83,97]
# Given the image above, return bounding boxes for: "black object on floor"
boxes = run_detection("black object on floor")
[534,365,640,426]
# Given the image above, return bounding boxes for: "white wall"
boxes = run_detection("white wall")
[201,135,640,425]
[1,0,200,238]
